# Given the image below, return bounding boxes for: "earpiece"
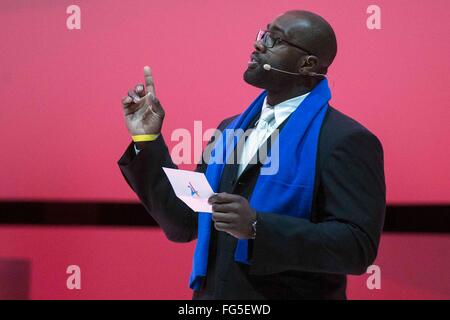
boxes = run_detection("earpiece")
[300,56,327,78]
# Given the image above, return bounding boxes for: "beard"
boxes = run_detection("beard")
[243,62,272,89]
[243,62,294,90]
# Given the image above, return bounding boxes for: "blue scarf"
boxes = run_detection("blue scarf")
[189,79,331,291]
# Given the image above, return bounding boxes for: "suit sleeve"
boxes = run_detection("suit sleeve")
[118,135,199,242]
[249,130,386,275]
[117,117,234,243]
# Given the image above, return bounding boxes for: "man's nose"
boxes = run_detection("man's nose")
[254,40,266,52]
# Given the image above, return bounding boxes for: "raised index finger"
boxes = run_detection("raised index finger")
[143,66,156,96]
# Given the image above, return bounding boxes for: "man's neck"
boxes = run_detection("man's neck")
[266,82,317,106]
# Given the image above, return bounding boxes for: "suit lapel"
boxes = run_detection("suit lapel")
[219,109,295,191]
[237,113,293,181]
[218,111,261,192]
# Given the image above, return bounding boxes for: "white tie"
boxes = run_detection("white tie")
[238,107,276,176]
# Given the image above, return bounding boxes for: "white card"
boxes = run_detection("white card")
[162,167,215,213]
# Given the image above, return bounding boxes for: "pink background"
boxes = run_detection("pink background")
[0,0,449,300]
[0,0,449,203]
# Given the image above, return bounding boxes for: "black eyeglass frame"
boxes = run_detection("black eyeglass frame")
[256,29,314,56]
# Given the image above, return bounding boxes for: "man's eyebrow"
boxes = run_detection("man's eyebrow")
[267,24,285,34]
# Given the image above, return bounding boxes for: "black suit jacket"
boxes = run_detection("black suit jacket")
[118,105,386,300]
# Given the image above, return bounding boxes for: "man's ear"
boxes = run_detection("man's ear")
[299,55,319,75]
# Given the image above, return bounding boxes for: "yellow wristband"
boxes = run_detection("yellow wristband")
[132,134,160,142]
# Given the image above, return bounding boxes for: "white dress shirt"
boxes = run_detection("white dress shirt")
[237,92,310,177]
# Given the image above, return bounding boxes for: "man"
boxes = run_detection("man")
[118,10,386,299]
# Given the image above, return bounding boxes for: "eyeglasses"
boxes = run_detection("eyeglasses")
[256,29,313,55]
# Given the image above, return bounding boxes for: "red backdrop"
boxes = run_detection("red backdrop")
[0,0,449,300]
[0,227,449,300]
[0,0,449,203]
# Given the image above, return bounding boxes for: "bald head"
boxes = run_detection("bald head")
[274,10,337,72]
[244,10,338,96]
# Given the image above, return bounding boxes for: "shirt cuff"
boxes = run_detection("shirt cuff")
[134,143,141,155]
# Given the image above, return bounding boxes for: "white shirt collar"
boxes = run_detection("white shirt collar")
[261,92,310,125]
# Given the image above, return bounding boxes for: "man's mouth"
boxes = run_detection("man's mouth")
[247,54,261,68]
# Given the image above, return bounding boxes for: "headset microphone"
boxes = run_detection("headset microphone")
[263,64,300,75]
[263,64,327,78]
